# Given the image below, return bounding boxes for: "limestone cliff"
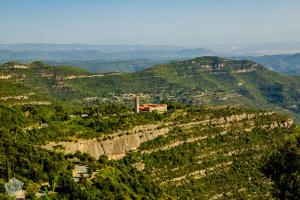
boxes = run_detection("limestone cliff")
[45,124,169,159]
[44,112,293,160]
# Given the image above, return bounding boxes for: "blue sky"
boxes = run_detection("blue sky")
[0,0,300,46]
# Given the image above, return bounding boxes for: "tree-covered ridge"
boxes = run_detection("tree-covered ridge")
[0,103,170,199]
[0,61,103,104]
[0,102,297,199]
[123,106,296,199]
[145,57,299,105]
[0,56,300,119]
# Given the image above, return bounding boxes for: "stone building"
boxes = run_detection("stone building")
[135,96,167,113]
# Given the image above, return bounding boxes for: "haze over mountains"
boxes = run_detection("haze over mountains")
[236,53,300,75]
[1,43,300,74]
[0,44,215,60]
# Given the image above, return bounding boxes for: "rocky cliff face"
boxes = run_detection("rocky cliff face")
[45,124,169,159]
[44,111,293,160]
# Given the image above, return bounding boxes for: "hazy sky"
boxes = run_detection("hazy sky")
[1,0,300,47]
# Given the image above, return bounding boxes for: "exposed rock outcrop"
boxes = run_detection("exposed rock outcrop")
[45,124,169,160]
[43,112,293,160]
[0,74,12,79]
[64,74,104,80]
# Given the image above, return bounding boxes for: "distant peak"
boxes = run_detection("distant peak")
[148,56,261,75]
[183,56,258,66]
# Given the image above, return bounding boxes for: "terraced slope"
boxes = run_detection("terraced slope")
[0,61,117,104]
[42,106,295,199]
[120,107,294,199]
[0,102,296,199]
[65,57,300,120]
[143,57,300,111]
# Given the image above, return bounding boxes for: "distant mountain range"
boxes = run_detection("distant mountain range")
[0,44,217,73]
[235,53,300,75]
[0,44,185,52]
[0,44,216,61]
[218,42,300,56]
[1,44,300,75]
[0,48,216,60]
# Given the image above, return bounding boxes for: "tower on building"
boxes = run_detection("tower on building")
[135,96,140,113]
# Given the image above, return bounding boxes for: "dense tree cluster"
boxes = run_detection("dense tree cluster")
[262,131,300,199]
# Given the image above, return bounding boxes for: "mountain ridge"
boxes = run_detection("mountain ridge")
[0,48,216,61]
[0,56,299,119]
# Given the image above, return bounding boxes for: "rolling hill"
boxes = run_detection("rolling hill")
[0,57,299,118]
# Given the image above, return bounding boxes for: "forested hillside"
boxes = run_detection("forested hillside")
[1,57,299,119]
[0,103,299,199]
